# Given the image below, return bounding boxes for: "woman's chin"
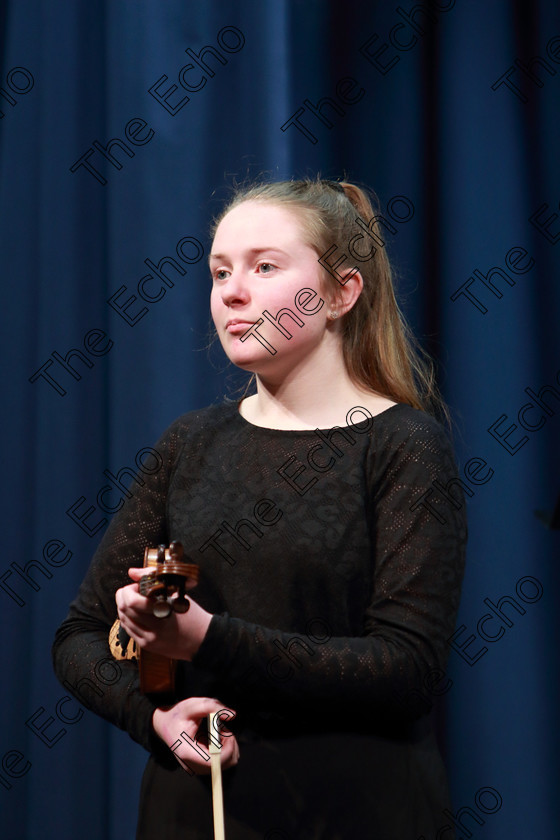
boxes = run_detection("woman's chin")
[225,353,285,381]
[220,340,274,371]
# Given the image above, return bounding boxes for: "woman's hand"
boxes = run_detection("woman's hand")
[153,697,240,774]
[115,567,213,661]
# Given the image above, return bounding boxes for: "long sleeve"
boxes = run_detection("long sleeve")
[52,413,193,752]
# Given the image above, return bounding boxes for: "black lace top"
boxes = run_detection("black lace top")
[53,401,467,839]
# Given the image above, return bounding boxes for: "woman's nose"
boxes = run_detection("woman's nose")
[221,271,250,306]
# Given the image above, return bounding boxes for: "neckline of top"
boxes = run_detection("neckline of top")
[231,401,408,434]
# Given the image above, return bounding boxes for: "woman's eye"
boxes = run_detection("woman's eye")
[258,262,275,274]
[214,269,229,281]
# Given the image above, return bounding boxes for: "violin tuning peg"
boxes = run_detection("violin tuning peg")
[173,596,190,614]
[152,597,171,619]
[169,540,184,560]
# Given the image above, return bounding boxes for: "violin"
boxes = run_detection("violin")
[109,540,199,695]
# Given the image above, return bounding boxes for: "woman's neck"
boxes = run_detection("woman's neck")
[240,358,396,430]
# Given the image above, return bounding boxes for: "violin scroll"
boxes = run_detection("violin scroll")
[109,539,200,695]
[139,540,200,618]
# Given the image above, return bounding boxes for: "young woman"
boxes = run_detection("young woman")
[53,178,467,839]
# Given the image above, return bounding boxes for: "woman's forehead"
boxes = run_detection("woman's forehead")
[214,200,305,240]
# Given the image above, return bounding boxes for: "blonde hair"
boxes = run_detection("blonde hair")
[212,177,445,419]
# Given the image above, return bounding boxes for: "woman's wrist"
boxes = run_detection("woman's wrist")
[182,601,213,659]
[152,706,165,740]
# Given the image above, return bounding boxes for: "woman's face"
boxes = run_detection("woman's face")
[210,200,335,379]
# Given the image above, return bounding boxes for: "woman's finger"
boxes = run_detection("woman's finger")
[127,566,152,581]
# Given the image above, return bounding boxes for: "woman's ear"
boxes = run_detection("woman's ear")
[326,268,364,319]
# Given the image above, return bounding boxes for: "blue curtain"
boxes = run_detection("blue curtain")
[1,0,558,837]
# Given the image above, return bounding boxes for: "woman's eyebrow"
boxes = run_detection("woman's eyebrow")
[209,247,289,264]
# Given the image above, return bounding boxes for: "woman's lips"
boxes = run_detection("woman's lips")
[225,320,255,334]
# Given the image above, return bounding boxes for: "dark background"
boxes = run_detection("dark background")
[1,1,559,838]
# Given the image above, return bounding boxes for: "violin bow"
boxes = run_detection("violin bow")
[208,711,226,840]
